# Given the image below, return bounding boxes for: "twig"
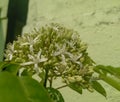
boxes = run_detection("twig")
[44,68,49,88]
[56,85,68,89]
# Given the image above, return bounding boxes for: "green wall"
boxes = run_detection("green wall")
[0,0,8,61]
[23,0,120,102]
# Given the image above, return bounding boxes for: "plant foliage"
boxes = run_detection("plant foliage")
[0,62,53,102]
[1,23,120,101]
[94,65,120,92]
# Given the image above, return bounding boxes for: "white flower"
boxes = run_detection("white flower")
[21,35,40,52]
[67,53,83,67]
[53,43,67,56]
[6,44,17,60]
[20,50,48,74]
[66,40,75,48]
[61,54,67,66]
[5,23,95,87]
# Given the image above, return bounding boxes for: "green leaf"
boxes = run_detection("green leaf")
[0,62,20,75]
[68,83,82,94]
[94,65,120,78]
[47,87,64,102]
[91,81,107,97]
[94,65,120,92]
[0,62,9,70]
[3,63,20,75]
[21,68,34,76]
[100,74,120,92]
[0,72,53,102]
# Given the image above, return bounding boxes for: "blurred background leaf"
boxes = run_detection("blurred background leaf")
[0,72,53,102]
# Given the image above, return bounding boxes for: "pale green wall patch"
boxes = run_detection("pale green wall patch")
[0,0,8,61]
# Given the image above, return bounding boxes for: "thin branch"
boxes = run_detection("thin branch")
[49,77,53,88]
[44,68,49,88]
[56,85,68,90]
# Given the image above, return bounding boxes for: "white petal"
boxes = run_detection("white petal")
[34,35,40,42]
[21,42,30,46]
[53,51,61,56]
[28,54,34,60]
[30,45,33,52]
[37,50,42,57]
[20,62,34,66]
[18,67,25,77]
[39,58,48,62]
[9,54,13,60]
[34,63,38,68]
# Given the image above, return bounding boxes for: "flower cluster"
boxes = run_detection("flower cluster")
[5,23,95,90]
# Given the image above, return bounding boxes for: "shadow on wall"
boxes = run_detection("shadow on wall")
[5,0,29,45]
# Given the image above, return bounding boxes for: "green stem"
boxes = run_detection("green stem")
[49,77,53,88]
[44,68,49,88]
[56,85,68,89]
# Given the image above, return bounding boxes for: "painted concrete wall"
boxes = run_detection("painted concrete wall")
[0,0,8,61]
[24,0,120,66]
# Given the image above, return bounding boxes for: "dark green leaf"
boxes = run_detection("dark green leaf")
[0,62,20,75]
[68,83,82,94]
[47,87,64,102]
[94,65,120,92]
[21,68,34,76]
[100,74,120,92]
[4,63,20,75]
[91,81,107,97]
[94,65,120,78]
[0,62,9,71]
[0,72,53,102]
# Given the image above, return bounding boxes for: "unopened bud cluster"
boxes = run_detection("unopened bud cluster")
[5,23,95,90]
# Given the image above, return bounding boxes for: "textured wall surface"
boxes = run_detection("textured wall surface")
[0,0,8,61]
[23,0,120,102]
